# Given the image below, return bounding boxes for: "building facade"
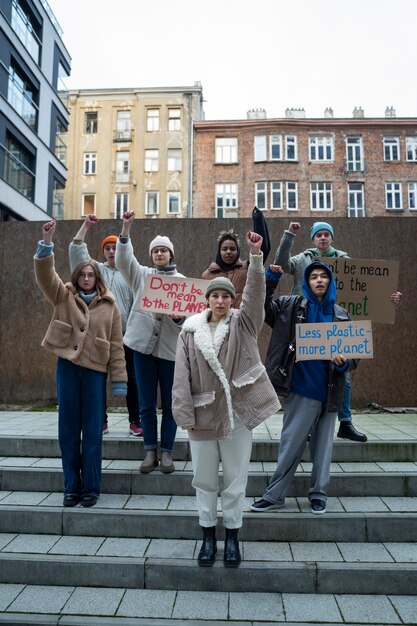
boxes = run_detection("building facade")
[193,109,417,219]
[0,0,71,221]
[63,85,204,220]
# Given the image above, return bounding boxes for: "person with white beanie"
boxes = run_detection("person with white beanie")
[115,211,184,473]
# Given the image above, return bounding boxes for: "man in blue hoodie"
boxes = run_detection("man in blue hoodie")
[251,260,358,515]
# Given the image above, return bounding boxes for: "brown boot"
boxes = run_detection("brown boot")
[140,450,158,474]
[160,451,175,474]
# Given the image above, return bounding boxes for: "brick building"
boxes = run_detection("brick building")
[192,108,417,219]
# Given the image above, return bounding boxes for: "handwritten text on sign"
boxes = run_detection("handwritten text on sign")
[140,275,208,316]
[318,258,399,323]
[295,320,373,361]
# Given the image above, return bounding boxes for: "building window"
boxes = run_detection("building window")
[406,137,417,162]
[116,111,131,140]
[346,136,364,171]
[215,183,238,217]
[383,136,400,161]
[2,132,35,200]
[215,138,238,163]
[309,136,334,161]
[271,182,282,210]
[52,178,65,220]
[115,151,129,183]
[310,182,333,211]
[255,182,267,210]
[7,63,38,131]
[83,152,97,175]
[167,149,182,172]
[270,135,282,160]
[114,193,129,219]
[82,194,96,216]
[254,135,267,161]
[11,0,41,63]
[385,182,402,210]
[145,191,159,215]
[146,109,159,132]
[287,182,298,210]
[168,108,181,131]
[348,182,365,217]
[85,111,98,134]
[167,191,181,214]
[285,136,297,161]
[144,149,159,172]
[408,183,417,210]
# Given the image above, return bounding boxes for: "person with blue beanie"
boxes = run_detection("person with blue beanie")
[251,260,358,515]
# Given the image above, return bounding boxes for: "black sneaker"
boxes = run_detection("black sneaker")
[310,499,326,515]
[250,498,284,512]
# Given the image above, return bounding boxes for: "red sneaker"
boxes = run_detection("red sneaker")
[129,423,142,437]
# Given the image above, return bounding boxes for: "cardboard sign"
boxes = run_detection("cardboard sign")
[318,258,399,324]
[295,320,373,361]
[139,275,208,316]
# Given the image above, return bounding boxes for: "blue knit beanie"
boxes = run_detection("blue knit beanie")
[310,222,334,240]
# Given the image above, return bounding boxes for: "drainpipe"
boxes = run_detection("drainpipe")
[186,93,194,218]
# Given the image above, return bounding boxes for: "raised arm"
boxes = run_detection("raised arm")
[69,215,98,271]
[273,222,301,274]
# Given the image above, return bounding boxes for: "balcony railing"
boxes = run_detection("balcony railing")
[11,0,41,63]
[1,143,35,200]
[8,74,38,132]
[112,170,133,184]
[113,129,134,142]
[52,193,64,219]
[55,134,67,165]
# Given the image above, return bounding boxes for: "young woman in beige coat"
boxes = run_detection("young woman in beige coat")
[172,232,280,567]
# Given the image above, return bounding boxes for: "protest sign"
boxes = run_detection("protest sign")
[295,320,373,361]
[139,275,208,316]
[318,258,399,323]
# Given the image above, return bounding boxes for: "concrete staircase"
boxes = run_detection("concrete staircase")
[0,411,417,624]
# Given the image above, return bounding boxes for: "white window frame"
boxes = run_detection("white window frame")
[271,181,282,210]
[167,191,181,215]
[215,183,238,217]
[408,182,417,210]
[84,111,98,134]
[83,152,97,175]
[215,137,238,163]
[167,148,182,172]
[286,181,298,210]
[269,135,282,160]
[348,182,365,217]
[116,110,131,140]
[168,108,181,131]
[383,136,400,161]
[254,135,267,161]
[114,192,129,219]
[309,136,334,162]
[285,135,297,161]
[406,137,417,162]
[144,149,159,172]
[81,193,96,216]
[115,151,129,183]
[385,182,403,210]
[145,191,159,215]
[255,182,267,210]
[146,108,160,132]
[310,182,333,211]
[346,136,364,171]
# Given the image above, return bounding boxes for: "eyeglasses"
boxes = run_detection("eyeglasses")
[79,272,95,279]
[152,247,169,254]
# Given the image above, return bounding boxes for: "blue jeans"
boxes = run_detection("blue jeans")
[338,372,351,422]
[133,352,177,452]
[56,358,106,497]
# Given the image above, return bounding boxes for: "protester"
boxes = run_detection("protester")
[173,232,280,567]
[115,211,184,474]
[274,221,401,442]
[69,215,141,436]
[34,220,127,507]
[251,261,358,515]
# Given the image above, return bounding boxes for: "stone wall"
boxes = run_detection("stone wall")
[0,217,414,406]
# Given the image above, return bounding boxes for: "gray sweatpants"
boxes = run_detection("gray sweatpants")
[263,393,336,504]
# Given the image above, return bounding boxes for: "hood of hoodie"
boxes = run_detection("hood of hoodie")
[302,260,336,321]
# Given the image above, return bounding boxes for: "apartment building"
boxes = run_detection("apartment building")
[193,107,417,218]
[0,0,71,220]
[63,85,204,220]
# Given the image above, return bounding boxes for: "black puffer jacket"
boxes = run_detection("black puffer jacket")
[264,279,358,412]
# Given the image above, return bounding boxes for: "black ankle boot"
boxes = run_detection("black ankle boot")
[223,528,241,567]
[197,526,217,567]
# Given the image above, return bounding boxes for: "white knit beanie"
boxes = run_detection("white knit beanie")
[149,235,175,258]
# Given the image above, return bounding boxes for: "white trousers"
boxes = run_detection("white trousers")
[189,417,253,529]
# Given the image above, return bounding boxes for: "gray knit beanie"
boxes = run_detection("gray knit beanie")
[205,277,236,299]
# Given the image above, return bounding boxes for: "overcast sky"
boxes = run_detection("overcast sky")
[49,0,417,121]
